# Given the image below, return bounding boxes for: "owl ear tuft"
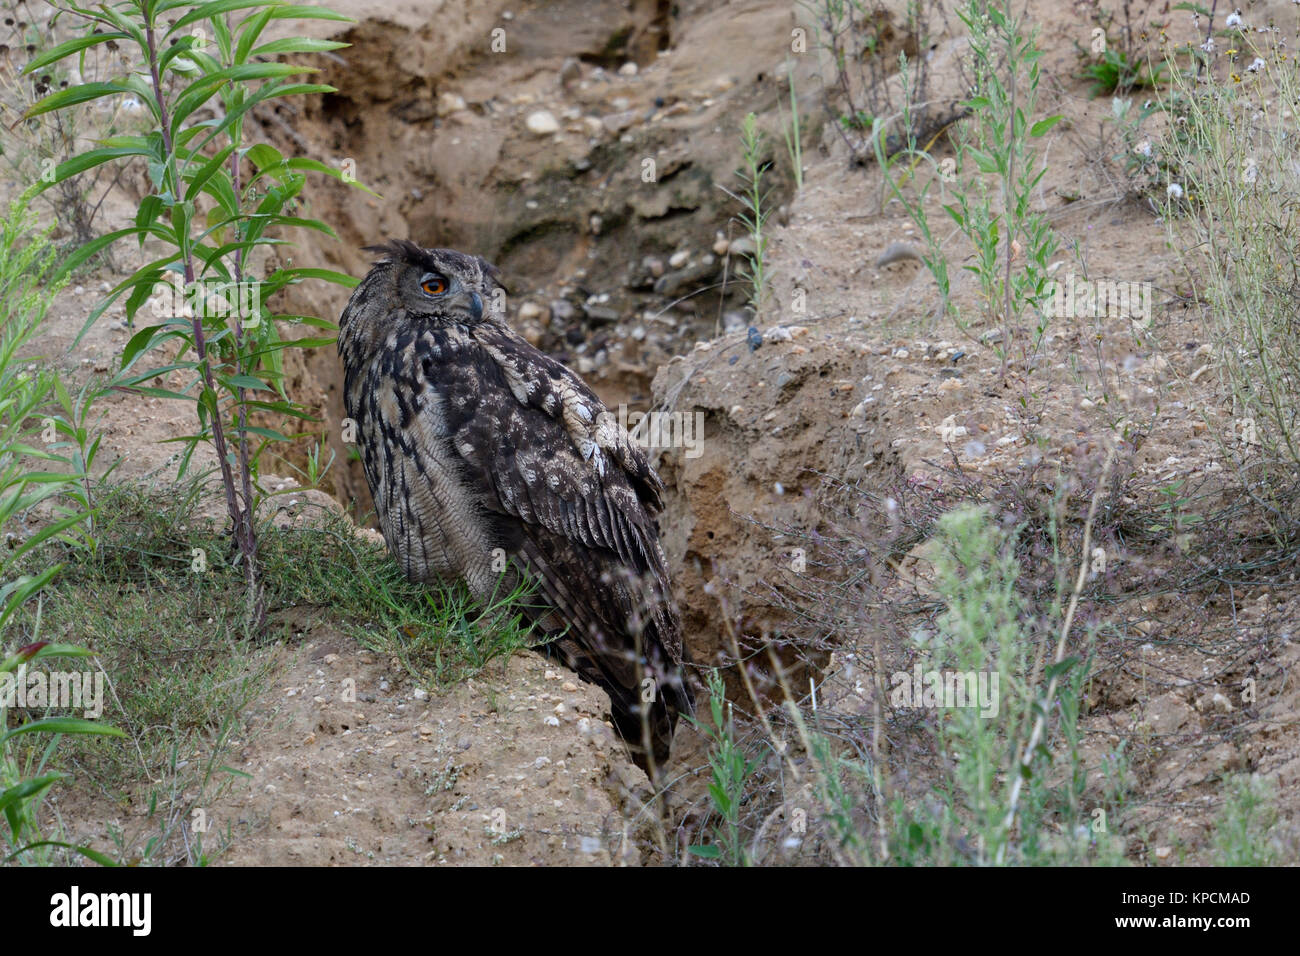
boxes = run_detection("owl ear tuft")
[362,239,428,265]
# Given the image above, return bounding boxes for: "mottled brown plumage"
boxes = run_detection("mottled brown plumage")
[338,240,692,766]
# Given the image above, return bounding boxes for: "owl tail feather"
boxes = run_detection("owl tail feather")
[508,541,693,775]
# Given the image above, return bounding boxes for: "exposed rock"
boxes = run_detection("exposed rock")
[437,92,467,116]
[525,110,560,134]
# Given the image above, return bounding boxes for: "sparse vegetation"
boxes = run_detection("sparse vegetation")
[1159,20,1300,506]
[0,196,121,865]
[1214,774,1282,867]
[5,479,535,863]
[805,0,953,166]
[686,669,759,865]
[720,112,775,322]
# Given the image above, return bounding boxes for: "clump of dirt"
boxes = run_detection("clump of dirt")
[206,631,664,866]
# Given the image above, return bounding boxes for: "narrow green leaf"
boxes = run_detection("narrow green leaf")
[21,82,130,120]
[251,37,349,56]
[22,33,129,73]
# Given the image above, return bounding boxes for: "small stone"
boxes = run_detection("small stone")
[721,310,746,334]
[602,110,638,133]
[518,301,544,322]
[582,304,620,324]
[643,256,666,278]
[936,415,968,442]
[413,687,428,700]
[712,232,730,256]
[618,61,638,76]
[1154,846,1172,860]
[525,110,560,135]
[764,326,792,343]
[559,57,582,86]
[668,250,690,269]
[437,92,467,116]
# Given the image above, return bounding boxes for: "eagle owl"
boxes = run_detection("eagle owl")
[338,240,693,766]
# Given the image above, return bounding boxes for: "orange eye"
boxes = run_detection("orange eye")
[421,275,447,295]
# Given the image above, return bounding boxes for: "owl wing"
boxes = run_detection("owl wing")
[422,319,692,757]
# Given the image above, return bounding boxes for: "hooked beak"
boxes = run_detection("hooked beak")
[468,291,483,322]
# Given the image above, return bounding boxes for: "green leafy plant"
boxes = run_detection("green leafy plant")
[1081,45,1167,97]
[1,640,125,864]
[719,112,774,322]
[0,197,97,631]
[687,669,757,865]
[21,0,366,627]
[0,0,141,266]
[0,196,121,865]
[944,0,1061,376]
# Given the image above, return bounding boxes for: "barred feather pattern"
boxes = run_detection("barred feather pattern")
[338,241,693,764]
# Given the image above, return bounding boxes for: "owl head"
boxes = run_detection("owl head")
[339,240,504,356]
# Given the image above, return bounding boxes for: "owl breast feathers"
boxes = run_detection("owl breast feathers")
[338,240,693,766]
